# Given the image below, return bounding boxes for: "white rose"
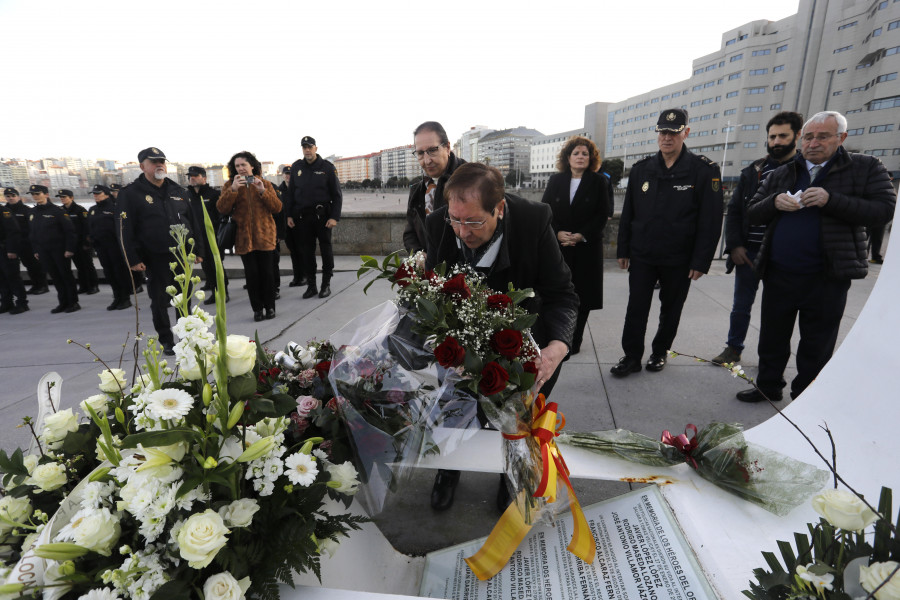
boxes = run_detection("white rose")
[29,462,67,492]
[23,454,39,474]
[131,374,156,394]
[177,509,230,569]
[326,461,360,495]
[62,507,121,556]
[218,499,260,528]
[42,408,79,449]
[295,346,316,369]
[203,571,250,600]
[80,394,109,416]
[318,537,340,559]
[0,497,32,535]
[811,489,879,531]
[225,335,256,377]
[98,368,127,394]
[860,562,900,600]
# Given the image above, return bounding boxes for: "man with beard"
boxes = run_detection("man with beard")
[712,111,803,366]
[186,166,227,304]
[119,147,203,355]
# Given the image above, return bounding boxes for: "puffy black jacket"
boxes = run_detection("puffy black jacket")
[285,155,342,221]
[724,157,767,272]
[748,147,896,280]
[403,152,465,253]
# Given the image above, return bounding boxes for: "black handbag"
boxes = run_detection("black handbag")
[216,211,236,250]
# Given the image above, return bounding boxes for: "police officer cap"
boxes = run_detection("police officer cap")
[109,183,123,191]
[281,166,291,174]
[92,184,111,195]
[656,108,688,133]
[55,189,74,198]
[137,147,167,162]
[3,187,18,196]
[301,136,316,147]
[28,184,49,194]
[187,166,206,177]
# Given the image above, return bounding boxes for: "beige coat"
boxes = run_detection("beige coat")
[217,179,282,254]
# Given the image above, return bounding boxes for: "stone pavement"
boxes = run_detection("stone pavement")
[0,252,885,555]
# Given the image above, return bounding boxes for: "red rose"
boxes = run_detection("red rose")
[315,360,332,379]
[441,273,471,300]
[434,336,466,367]
[479,361,509,396]
[357,358,377,378]
[490,329,523,358]
[486,294,512,310]
[523,361,538,375]
[392,264,414,288]
[424,270,438,283]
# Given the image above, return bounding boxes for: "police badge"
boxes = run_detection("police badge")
[712,178,720,192]
[641,182,649,192]
[145,195,154,204]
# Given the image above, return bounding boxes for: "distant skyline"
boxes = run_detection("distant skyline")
[2,0,799,165]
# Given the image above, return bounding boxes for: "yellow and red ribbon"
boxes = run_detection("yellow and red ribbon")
[464,395,596,580]
[661,423,699,469]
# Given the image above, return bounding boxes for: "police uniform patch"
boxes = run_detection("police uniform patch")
[145,195,154,204]
[666,112,676,121]
[29,215,34,221]
[712,178,720,192]
[641,182,649,192]
[673,185,694,191]
[152,147,160,154]
[120,212,127,219]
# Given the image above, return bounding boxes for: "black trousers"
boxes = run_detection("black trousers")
[572,306,591,351]
[94,237,132,301]
[867,224,886,260]
[142,252,178,347]
[757,267,850,399]
[39,247,78,308]
[199,235,228,289]
[272,240,281,290]
[621,260,692,360]
[0,249,27,307]
[19,241,47,287]
[240,250,276,312]
[72,245,98,290]
[298,215,333,283]
[283,230,305,281]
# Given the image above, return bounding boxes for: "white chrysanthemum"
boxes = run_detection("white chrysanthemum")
[145,389,195,421]
[77,587,122,600]
[284,453,318,487]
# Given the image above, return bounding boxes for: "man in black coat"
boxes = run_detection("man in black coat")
[187,166,228,304]
[285,136,342,299]
[119,148,204,355]
[613,108,723,377]
[3,187,49,295]
[87,185,132,311]
[278,166,306,288]
[57,189,99,295]
[712,111,803,366]
[424,162,579,511]
[0,202,28,314]
[28,185,79,313]
[404,121,466,254]
[737,111,896,402]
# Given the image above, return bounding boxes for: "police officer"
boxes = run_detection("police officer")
[186,165,227,304]
[110,183,145,293]
[56,189,99,295]
[28,185,79,313]
[612,108,723,376]
[285,136,343,299]
[278,165,306,287]
[0,201,28,314]
[3,187,49,295]
[87,185,132,311]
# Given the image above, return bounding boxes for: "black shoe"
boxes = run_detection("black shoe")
[84,287,99,295]
[162,344,175,357]
[711,346,742,365]
[0,305,11,314]
[243,284,248,289]
[274,290,281,300]
[318,284,331,298]
[201,284,214,291]
[135,285,144,293]
[225,290,230,303]
[10,304,29,315]
[65,303,81,313]
[302,285,318,299]
[50,305,66,314]
[869,257,884,264]
[265,308,276,320]
[646,353,667,372]
[114,299,132,310]
[430,469,460,511]
[253,310,264,322]
[288,279,302,287]
[28,286,49,295]
[736,388,782,403]
[107,299,119,311]
[610,356,642,377]
[203,295,216,305]
[496,474,512,512]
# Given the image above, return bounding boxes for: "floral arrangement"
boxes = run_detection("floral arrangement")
[0,218,364,600]
[744,487,899,600]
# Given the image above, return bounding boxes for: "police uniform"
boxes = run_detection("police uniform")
[278,173,305,286]
[119,148,204,350]
[28,185,79,312]
[110,183,144,291]
[0,204,28,313]
[186,166,226,294]
[615,109,723,371]
[87,185,132,310]
[58,190,99,294]
[3,188,49,294]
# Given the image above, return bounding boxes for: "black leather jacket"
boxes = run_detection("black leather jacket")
[404,152,465,253]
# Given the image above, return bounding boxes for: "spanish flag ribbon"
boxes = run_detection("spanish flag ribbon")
[464,395,596,580]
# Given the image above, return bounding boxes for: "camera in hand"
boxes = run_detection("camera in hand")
[244,175,255,186]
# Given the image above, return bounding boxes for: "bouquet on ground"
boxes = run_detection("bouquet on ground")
[0,219,364,600]
[745,486,899,600]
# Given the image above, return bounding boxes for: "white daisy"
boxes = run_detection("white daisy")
[145,389,195,421]
[284,453,318,487]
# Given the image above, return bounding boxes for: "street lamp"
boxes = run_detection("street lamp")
[718,121,741,258]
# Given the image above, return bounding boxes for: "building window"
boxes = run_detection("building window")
[771,103,782,109]
[748,87,766,94]
[750,68,769,75]
[693,68,704,75]
[776,44,788,52]
[724,108,737,115]
[719,60,725,67]
[726,39,736,46]
[887,20,899,30]
[693,84,703,91]
[742,124,760,130]
[752,49,772,56]
[728,72,742,80]
[847,108,863,113]
[886,46,900,56]
[834,45,853,53]
[722,126,735,132]
[730,53,743,61]
[744,142,758,148]
[837,68,848,73]
[847,128,864,135]
[742,160,754,165]
[704,81,715,88]
[700,114,712,120]
[851,86,868,92]
[866,149,889,156]
[773,83,786,90]
[838,21,858,30]
[727,91,739,98]
[868,96,900,110]
[873,27,883,36]
[672,91,681,98]
[774,65,785,72]
[706,64,716,71]
[876,72,898,83]
[702,98,714,104]
[833,91,843,96]
[870,124,895,133]
[739,34,748,40]
[894,148,900,155]
[857,62,872,69]
[691,100,701,107]
[745,106,763,112]
[661,94,670,100]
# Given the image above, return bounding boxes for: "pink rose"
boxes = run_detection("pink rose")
[297,369,316,387]
[291,413,310,433]
[295,395,321,418]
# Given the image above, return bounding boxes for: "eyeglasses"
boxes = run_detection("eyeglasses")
[801,133,839,143]
[445,213,492,230]
[412,145,444,159]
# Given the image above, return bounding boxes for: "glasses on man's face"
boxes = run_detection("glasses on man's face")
[412,145,444,160]
[801,133,838,143]
[446,215,489,230]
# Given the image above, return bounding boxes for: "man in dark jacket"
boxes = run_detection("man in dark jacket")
[712,111,803,366]
[285,136,342,299]
[278,166,305,287]
[404,121,466,254]
[87,185,132,311]
[4,187,49,295]
[0,202,28,314]
[57,189,99,295]
[187,166,227,304]
[425,162,579,511]
[612,108,723,377]
[738,111,896,402]
[28,185,79,313]
[119,147,204,355]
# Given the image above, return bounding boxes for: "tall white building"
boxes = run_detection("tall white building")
[379,144,419,182]
[529,128,591,189]
[457,126,494,163]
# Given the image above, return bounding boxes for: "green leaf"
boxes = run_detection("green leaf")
[511,313,538,330]
[120,428,201,449]
[0,449,27,477]
[149,578,192,600]
[249,397,276,416]
[416,296,440,322]
[61,429,93,455]
[176,473,204,499]
[761,550,787,574]
[463,350,483,377]
[776,540,797,570]
[228,372,258,401]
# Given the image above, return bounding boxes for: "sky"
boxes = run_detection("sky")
[2,0,800,166]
